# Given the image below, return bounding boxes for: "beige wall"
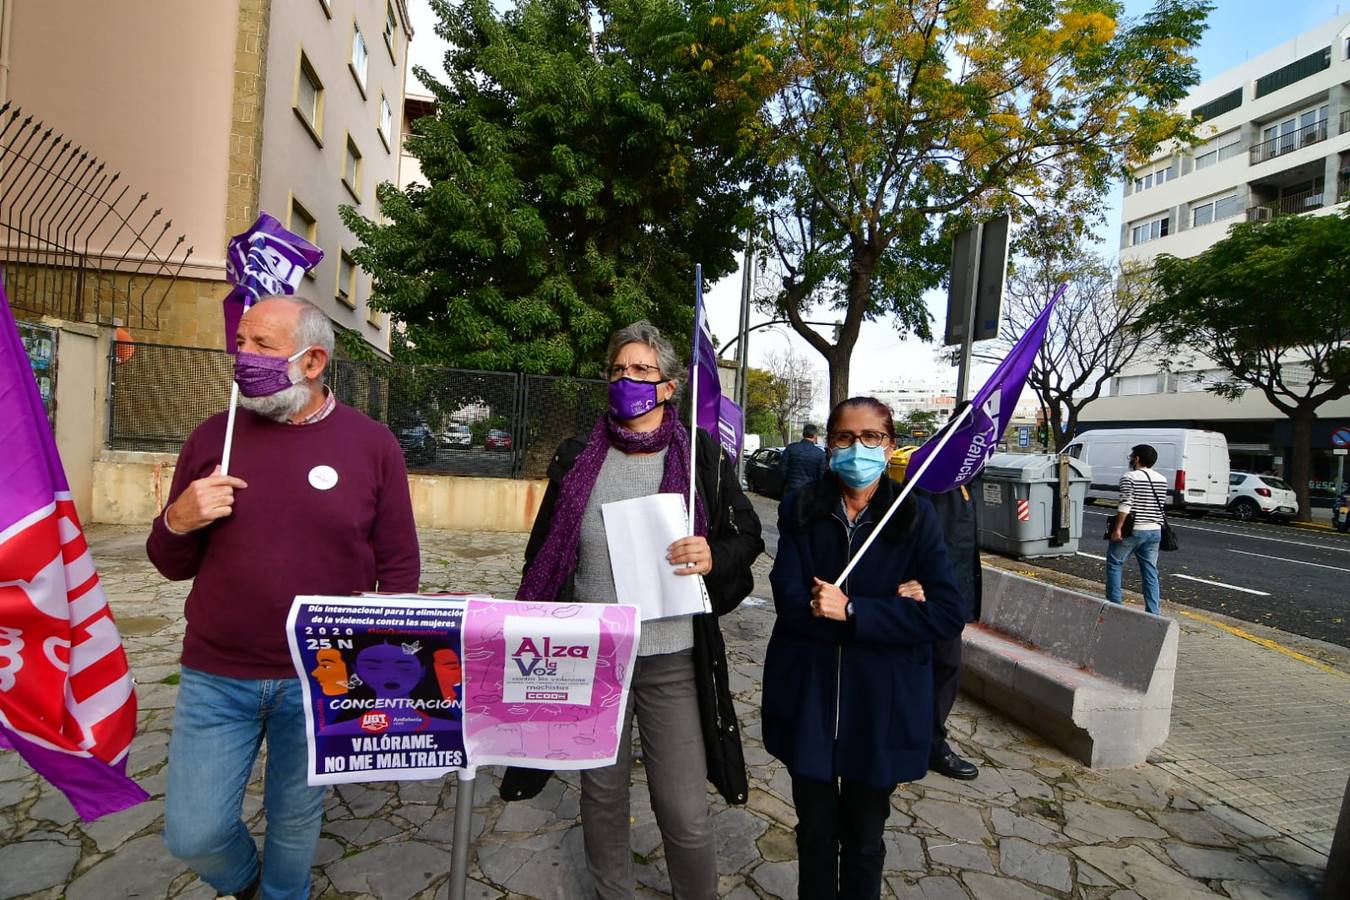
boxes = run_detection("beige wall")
[5,0,238,277]
[258,0,411,352]
[93,453,547,534]
[45,319,111,523]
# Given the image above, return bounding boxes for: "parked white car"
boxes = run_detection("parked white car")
[1227,471,1298,521]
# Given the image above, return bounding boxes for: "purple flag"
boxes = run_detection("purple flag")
[0,285,148,821]
[222,211,324,352]
[909,284,1067,493]
[689,267,745,461]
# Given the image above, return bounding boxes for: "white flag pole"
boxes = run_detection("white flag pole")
[687,264,701,538]
[833,402,977,586]
[220,381,241,476]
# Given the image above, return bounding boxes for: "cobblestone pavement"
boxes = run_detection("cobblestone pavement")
[0,526,1337,899]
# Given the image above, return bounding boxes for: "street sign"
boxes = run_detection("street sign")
[1331,425,1350,448]
[944,214,1010,346]
[1017,426,1030,448]
[1335,449,1348,456]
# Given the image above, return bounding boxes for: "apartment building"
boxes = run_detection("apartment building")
[1082,11,1350,491]
[3,0,413,353]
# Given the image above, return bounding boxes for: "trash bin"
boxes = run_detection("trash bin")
[976,453,1092,558]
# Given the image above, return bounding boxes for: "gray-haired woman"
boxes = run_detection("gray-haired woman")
[504,320,764,898]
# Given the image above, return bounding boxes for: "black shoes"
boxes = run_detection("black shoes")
[930,750,980,781]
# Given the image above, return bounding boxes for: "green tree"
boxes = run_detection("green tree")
[343,0,774,374]
[744,367,782,437]
[756,0,1212,405]
[1140,211,1350,522]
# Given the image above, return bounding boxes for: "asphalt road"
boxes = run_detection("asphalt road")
[744,491,1350,648]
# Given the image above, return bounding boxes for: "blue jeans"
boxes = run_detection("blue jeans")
[1106,529,1162,615]
[163,666,326,900]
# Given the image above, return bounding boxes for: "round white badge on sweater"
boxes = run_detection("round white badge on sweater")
[308,465,339,491]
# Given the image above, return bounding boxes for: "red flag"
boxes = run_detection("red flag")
[0,285,148,821]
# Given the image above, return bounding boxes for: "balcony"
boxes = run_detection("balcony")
[1246,186,1326,221]
[1340,175,1350,204]
[1249,119,1328,164]
[1342,109,1350,136]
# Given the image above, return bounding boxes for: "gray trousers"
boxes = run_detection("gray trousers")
[580,649,717,899]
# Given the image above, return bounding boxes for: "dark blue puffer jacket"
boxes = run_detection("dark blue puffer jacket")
[778,439,826,493]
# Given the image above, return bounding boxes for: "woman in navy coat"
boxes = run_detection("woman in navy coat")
[762,397,967,900]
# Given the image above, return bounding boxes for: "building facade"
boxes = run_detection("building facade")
[1082,11,1350,496]
[3,0,412,353]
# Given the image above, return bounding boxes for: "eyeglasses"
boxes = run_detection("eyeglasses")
[827,430,891,450]
[608,363,663,380]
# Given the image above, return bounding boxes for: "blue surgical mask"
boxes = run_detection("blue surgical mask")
[830,443,889,489]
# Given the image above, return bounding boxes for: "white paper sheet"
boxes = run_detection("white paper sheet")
[601,493,712,621]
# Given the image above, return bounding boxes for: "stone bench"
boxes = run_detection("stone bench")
[960,568,1179,768]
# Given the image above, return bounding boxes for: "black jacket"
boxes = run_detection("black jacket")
[501,427,764,805]
[914,482,983,622]
[778,438,827,492]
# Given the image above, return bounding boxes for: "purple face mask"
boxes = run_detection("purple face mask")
[608,377,666,420]
[234,346,311,398]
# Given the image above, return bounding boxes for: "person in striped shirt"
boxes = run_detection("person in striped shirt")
[1106,443,1168,615]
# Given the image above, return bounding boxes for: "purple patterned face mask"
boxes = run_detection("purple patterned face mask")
[234,346,311,398]
[608,377,667,420]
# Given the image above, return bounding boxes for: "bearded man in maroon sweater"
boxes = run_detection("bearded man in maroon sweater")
[147,296,420,900]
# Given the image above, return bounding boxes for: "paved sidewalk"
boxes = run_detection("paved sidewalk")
[0,526,1338,899]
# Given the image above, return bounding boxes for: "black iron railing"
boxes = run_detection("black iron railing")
[1249,119,1328,164]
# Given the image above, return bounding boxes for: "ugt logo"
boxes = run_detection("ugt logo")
[360,712,390,733]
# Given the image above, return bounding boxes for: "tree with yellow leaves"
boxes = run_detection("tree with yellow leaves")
[756,0,1213,404]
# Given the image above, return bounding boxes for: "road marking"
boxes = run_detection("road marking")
[1227,548,1350,572]
[1075,551,1106,561]
[1085,508,1350,553]
[1172,574,1270,596]
[1178,610,1350,681]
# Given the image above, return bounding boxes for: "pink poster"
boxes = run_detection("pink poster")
[461,599,640,769]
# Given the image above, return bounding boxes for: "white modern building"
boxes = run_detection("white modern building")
[1081,12,1350,496]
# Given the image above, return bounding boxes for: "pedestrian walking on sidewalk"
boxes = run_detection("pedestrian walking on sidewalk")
[778,423,827,496]
[501,321,764,900]
[1106,443,1168,615]
[147,297,420,900]
[762,397,966,900]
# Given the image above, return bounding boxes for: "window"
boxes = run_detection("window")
[343,135,362,200]
[350,24,369,93]
[379,94,393,148]
[1192,88,1242,123]
[294,52,324,145]
[1179,369,1224,392]
[1216,137,1243,162]
[1191,193,1240,228]
[1130,164,1173,193]
[1229,473,1245,486]
[1194,149,1217,170]
[337,250,356,307]
[1129,215,1169,246]
[1114,374,1160,397]
[288,197,318,278]
[383,2,398,60]
[1255,46,1331,99]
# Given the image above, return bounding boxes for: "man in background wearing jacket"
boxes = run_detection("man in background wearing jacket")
[777,423,827,495]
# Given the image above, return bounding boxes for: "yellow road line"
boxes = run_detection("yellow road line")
[1177,609,1350,681]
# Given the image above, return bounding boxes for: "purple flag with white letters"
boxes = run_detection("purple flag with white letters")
[689,267,744,461]
[909,284,1066,493]
[222,212,324,352]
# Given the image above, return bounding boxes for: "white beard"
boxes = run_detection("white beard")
[238,360,314,422]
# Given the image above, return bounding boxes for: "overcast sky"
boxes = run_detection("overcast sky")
[403,0,1347,408]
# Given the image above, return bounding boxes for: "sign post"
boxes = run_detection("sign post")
[1333,426,1350,494]
[946,214,1011,404]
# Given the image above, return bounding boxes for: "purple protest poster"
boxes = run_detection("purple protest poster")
[461,600,640,769]
[286,596,472,785]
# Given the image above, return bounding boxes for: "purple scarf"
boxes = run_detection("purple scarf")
[517,405,709,602]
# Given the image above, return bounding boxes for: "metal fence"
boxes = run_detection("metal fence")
[107,342,607,479]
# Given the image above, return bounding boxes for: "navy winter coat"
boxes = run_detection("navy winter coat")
[778,438,827,493]
[762,475,967,789]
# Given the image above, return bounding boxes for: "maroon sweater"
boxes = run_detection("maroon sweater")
[147,403,420,678]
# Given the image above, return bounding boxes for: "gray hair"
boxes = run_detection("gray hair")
[284,296,336,357]
[606,321,682,388]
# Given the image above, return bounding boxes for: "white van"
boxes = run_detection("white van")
[1064,428,1230,512]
